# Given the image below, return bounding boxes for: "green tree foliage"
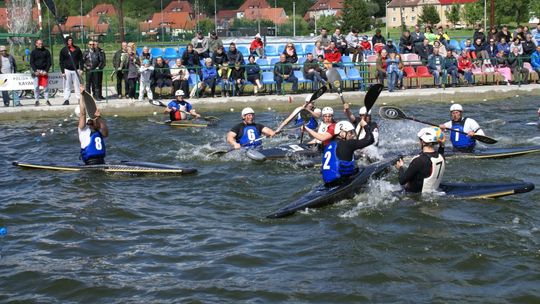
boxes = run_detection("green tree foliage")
[341,0,373,32]
[461,1,483,27]
[495,0,531,24]
[279,16,311,36]
[196,18,215,34]
[314,15,340,33]
[446,4,461,27]
[419,4,440,26]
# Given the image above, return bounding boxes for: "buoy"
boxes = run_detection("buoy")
[63,118,68,122]
[450,100,454,103]
[41,132,46,137]
[483,99,487,101]
[267,107,272,111]
[114,114,118,117]
[50,129,54,133]
[58,124,62,127]
[153,111,157,115]
[230,108,234,112]
[515,95,519,98]
[382,102,387,105]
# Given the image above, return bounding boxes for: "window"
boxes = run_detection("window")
[393,8,396,11]
[411,16,415,21]
[412,7,415,12]
[392,17,396,22]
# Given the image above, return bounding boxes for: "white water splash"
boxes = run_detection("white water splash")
[340,178,401,218]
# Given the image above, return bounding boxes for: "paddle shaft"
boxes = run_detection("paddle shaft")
[405,116,483,140]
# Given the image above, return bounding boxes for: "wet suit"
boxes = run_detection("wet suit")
[398,146,445,193]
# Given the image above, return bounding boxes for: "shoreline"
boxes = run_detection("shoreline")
[1,84,539,121]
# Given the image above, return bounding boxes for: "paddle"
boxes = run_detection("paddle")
[299,109,313,144]
[208,137,265,157]
[379,106,498,144]
[275,86,327,134]
[148,100,219,122]
[356,83,384,139]
[326,68,346,104]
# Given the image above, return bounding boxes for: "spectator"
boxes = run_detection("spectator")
[245,55,265,94]
[227,43,244,64]
[473,25,486,45]
[487,26,498,42]
[472,38,487,60]
[463,39,474,53]
[314,40,325,57]
[485,38,498,62]
[324,41,342,66]
[345,28,362,62]
[197,58,217,98]
[29,39,52,106]
[497,38,510,56]
[411,25,425,49]
[0,45,19,107]
[181,44,201,74]
[531,45,540,83]
[522,34,536,59]
[171,58,189,97]
[372,28,386,53]
[427,47,444,87]
[513,25,525,42]
[95,41,106,100]
[138,59,154,102]
[316,28,331,48]
[332,28,348,54]
[125,46,140,100]
[507,47,529,84]
[217,62,232,97]
[375,49,388,85]
[386,51,400,92]
[83,40,105,100]
[458,50,475,86]
[152,57,172,97]
[112,41,127,98]
[360,35,372,56]
[510,38,523,55]
[303,52,326,90]
[231,61,246,96]
[435,26,450,47]
[274,53,298,95]
[140,46,152,63]
[400,30,414,54]
[442,49,459,87]
[59,36,83,105]
[384,39,398,54]
[212,46,228,66]
[424,26,436,45]
[495,50,512,85]
[191,31,209,58]
[208,31,223,57]
[283,42,298,64]
[532,23,540,46]
[415,38,433,63]
[496,26,511,43]
[250,33,265,58]
[433,40,447,57]
[396,53,405,90]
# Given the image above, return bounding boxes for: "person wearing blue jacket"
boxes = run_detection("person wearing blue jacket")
[197,58,217,98]
[442,49,459,87]
[427,48,444,87]
[531,45,540,83]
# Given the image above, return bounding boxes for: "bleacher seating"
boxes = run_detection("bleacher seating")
[150,48,164,58]
[346,68,364,90]
[261,71,276,91]
[265,45,279,57]
[163,47,178,60]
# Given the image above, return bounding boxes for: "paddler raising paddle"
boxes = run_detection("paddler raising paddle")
[303,106,337,149]
[438,104,485,152]
[78,87,109,165]
[321,120,374,187]
[275,95,321,133]
[395,127,445,193]
[344,104,379,146]
[165,90,201,121]
[227,107,276,150]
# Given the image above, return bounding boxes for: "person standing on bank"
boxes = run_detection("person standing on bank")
[59,36,83,105]
[29,39,52,106]
[83,40,105,100]
[95,41,106,100]
[0,45,20,107]
[112,42,127,98]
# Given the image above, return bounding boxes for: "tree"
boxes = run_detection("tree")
[419,4,440,26]
[314,15,340,33]
[113,0,125,43]
[461,1,483,27]
[279,16,311,36]
[341,0,372,33]
[446,4,461,28]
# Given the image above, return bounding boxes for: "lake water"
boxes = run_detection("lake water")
[1,96,539,302]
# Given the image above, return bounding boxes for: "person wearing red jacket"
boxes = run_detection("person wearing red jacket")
[457,50,474,85]
[324,41,342,67]
[250,33,265,58]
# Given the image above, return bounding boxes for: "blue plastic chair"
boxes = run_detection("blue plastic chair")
[297,57,307,65]
[304,44,315,55]
[163,47,178,60]
[261,71,276,91]
[178,47,187,56]
[341,56,354,68]
[237,45,250,57]
[188,73,200,88]
[150,48,164,58]
[296,44,305,56]
[294,70,312,90]
[265,45,278,57]
[256,58,269,71]
[448,40,460,52]
[269,57,280,66]
[277,44,285,54]
[337,68,350,89]
[136,47,143,56]
[346,68,364,90]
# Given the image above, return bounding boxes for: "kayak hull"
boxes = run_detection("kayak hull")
[446,145,540,159]
[439,182,535,199]
[12,161,197,175]
[249,144,320,162]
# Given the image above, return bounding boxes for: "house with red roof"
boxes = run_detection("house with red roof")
[243,8,288,25]
[387,0,476,28]
[304,0,344,21]
[139,11,196,36]
[164,0,194,15]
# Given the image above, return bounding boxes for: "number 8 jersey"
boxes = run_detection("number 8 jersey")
[79,127,106,162]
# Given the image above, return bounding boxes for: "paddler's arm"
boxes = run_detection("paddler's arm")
[395,157,420,186]
[343,102,356,122]
[93,110,108,137]
[189,109,201,119]
[262,127,276,137]
[275,106,302,133]
[78,99,87,130]
[303,125,333,142]
[467,119,485,137]
[226,131,241,149]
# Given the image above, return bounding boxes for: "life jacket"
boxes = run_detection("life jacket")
[450,118,475,149]
[238,125,261,147]
[294,113,318,130]
[321,141,356,184]
[169,101,189,121]
[80,131,106,162]
[421,153,445,193]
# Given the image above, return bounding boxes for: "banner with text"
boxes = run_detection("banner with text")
[0,73,64,91]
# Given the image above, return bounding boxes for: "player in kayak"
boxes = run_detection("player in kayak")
[275,95,321,133]
[78,91,109,165]
[344,103,380,160]
[227,107,276,150]
[395,127,445,193]
[439,103,485,152]
[165,90,201,121]
[321,120,374,186]
[303,106,337,149]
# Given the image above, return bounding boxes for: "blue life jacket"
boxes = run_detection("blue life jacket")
[450,118,475,149]
[294,114,318,130]
[238,125,261,147]
[81,131,106,162]
[321,141,356,183]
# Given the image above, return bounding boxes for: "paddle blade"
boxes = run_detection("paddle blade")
[246,149,267,162]
[364,84,383,113]
[149,100,166,107]
[81,91,97,119]
[473,134,498,144]
[379,106,408,120]
[299,109,312,123]
[326,68,342,91]
[43,0,58,18]
[308,85,327,103]
[207,148,233,157]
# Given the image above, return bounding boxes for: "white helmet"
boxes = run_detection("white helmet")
[417,127,443,143]
[334,121,355,135]
[241,107,255,117]
[175,90,185,97]
[359,106,372,115]
[322,107,334,115]
[313,108,322,115]
[450,103,463,112]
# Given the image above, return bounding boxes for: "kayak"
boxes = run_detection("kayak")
[167,120,208,128]
[248,143,320,162]
[445,145,540,159]
[439,182,534,199]
[266,157,398,218]
[13,160,197,175]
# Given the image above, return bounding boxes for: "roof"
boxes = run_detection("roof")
[243,7,288,25]
[217,9,237,20]
[52,15,109,34]
[438,0,476,4]
[87,4,116,17]
[149,12,196,30]
[238,0,271,12]
[387,0,420,8]
[307,0,345,11]
[164,0,194,14]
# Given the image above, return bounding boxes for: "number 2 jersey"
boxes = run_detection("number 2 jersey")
[230,122,265,148]
[398,146,445,193]
[79,127,106,162]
